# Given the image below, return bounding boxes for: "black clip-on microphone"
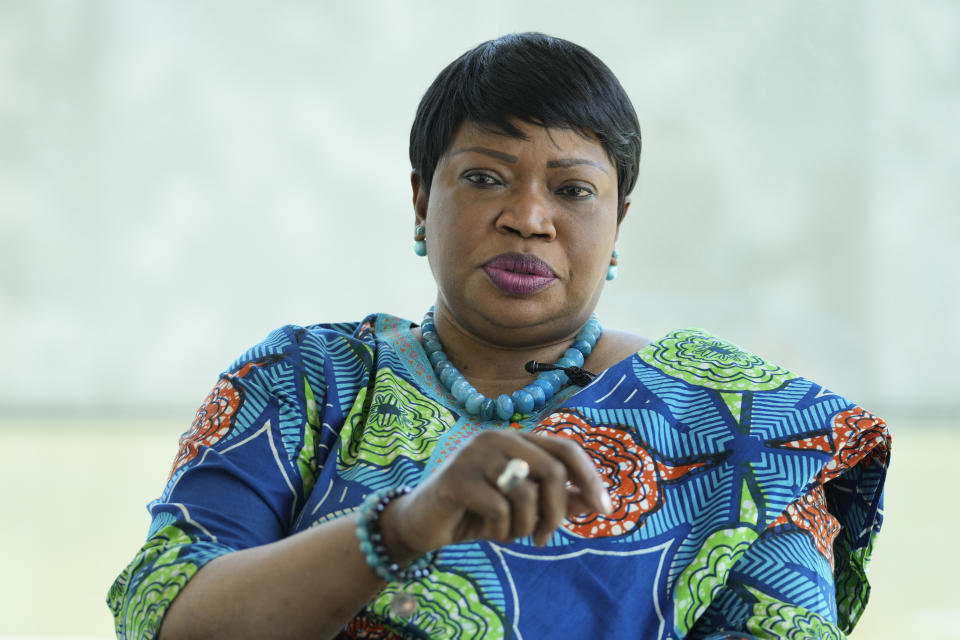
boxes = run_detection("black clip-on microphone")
[524,360,597,387]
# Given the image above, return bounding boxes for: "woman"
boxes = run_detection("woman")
[109,33,889,639]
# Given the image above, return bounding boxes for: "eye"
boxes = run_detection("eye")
[463,171,502,187]
[557,184,595,199]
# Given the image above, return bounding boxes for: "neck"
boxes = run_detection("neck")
[425,302,588,399]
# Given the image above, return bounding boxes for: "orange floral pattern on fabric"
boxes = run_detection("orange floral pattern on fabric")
[816,407,888,484]
[337,616,407,639]
[776,433,833,454]
[167,360,266,480]
[533,411,705,538]
[769,484,841,567]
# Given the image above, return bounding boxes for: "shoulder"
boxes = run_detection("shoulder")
[223,314,387,379]
[587,328,650,372]
[629,327,801,393]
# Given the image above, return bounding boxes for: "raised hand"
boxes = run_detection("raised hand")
[381,429,613,560]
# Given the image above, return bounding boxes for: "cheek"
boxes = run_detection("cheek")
[565,217,617,261]
[564,240,614,288]
[428,196,490,252]
[424,194,458,251]
[425,210,477,278]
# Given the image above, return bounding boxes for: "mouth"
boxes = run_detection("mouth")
[481,253,557,296]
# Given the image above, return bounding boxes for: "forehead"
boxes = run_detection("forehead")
[445,120,612,169]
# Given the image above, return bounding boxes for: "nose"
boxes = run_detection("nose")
[495,184,557,240]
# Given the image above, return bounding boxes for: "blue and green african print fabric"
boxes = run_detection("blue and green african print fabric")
[108,313,890,639]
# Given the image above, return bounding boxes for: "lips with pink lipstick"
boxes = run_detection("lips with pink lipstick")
[482,253,557,296]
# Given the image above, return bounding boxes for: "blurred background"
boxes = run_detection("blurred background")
[1,0,957,637]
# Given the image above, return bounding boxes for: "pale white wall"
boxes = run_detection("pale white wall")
[1,0,957,420]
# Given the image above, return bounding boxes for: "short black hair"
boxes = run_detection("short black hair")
[409,32,641,221]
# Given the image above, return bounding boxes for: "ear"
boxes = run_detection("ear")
[615,197,631,239]
[411,171,428,225]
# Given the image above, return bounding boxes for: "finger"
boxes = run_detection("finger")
[454,478,514,543]
[426,464,513,545]
[505,479,539,540]
[563,486,602,516]
[522,432,612,516]
[479,434,569,542]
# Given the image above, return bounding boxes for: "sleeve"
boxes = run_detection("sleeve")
[106,324,362,639]
[691,406,891,640]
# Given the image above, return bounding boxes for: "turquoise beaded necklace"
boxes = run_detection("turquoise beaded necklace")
[420,308,602,421]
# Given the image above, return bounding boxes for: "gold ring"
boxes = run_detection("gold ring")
[495,458,530,494]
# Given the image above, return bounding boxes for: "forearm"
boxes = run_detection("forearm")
[154,426,613,639]
[158,510,403,640]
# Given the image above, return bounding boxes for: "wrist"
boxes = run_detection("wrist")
[355,486,437,583]
[378,493,421,566]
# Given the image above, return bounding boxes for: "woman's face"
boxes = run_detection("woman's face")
[414,120,627,347]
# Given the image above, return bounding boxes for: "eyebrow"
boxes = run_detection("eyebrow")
[449,146,609,174]
[450,146,518,163]
[546,158,609,174]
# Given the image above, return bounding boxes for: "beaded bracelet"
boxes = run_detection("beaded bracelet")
[355,486,438,582]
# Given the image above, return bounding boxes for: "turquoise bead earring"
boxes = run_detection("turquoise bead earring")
[606,249,619,281]
[414,224,427,257]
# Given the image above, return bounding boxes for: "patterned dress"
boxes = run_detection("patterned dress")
[108,314,890,639]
